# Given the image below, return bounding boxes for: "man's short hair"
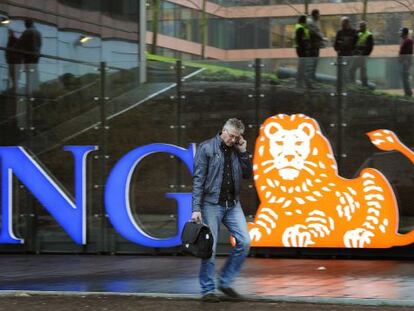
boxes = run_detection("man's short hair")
[311,9,320,17]
[298,15,307,24]
[223,118,245,134]
[341,16,349,23]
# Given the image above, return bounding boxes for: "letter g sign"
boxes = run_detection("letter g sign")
[104,144,194,247]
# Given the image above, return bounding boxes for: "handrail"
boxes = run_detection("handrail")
[0,46,127,71]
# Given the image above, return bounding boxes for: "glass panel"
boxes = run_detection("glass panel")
[343,56,414,238]
[104,60,184,253]
[261,56,338,141]
[0,55,103,253]
[0,48,413,255]
[32,59,101,253]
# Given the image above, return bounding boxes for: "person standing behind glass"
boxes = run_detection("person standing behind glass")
[307,9,325,80]
[6,29,21,93]
[399,27,413,97]
[334,17,357,57]
[334,17,357,84]
[350,21,374,87]
[294,15,312,88]
[16,19,42,97]
[192,118,252,303]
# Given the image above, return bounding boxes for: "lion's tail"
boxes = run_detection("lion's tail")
[393,230,414,247]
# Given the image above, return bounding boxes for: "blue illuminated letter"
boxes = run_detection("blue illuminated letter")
[105,144,194,247]
[0,146,96,244]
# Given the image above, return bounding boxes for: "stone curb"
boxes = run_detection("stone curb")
[1,290,414,307]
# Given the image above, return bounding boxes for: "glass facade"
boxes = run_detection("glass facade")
[149,0,414,56]
[0,0,140,87]
[211,0,385,6]
[0,0,414,256]
[1,50,414,255]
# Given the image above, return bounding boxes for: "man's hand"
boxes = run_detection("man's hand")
[192,212,202,223]
[236,136,247,153]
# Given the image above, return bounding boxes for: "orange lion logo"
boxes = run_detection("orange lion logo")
[248,114,414,248]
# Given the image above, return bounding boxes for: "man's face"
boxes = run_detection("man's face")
[342,20,349,30]
[359,23,366,32]
[221,127,241,147]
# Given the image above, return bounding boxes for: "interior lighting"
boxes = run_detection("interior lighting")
[0,17,10,25]
[79,36,92,44]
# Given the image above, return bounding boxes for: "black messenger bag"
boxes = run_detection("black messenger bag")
[181,221,214,259]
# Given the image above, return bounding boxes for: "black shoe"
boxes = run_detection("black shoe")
[218,286,243,300]
[201,293,220,303]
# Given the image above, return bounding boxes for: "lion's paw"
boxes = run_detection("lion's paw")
[343,228,374,248]
[249,227,262,242]
[367,129,401,152]
[282,225,315,247]
[248,222,264,243]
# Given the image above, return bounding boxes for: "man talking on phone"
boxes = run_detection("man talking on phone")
[192,118,252,303]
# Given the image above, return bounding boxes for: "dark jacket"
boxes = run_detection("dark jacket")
[399,37,413,65]
[307,17,324,51]
[354,31,374,56]
[17,27,42,64]
[334,28,357,56]
[295,26,311,57]
[294,23,310,57]
[400,37,414,55]
[192,134,252,212]
[6,35,20,64]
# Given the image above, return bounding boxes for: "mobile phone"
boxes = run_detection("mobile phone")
[236,136,243,145]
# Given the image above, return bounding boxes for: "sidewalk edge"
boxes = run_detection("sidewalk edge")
[0,290,413,307]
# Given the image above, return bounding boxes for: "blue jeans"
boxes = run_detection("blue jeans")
[199,201,250,295]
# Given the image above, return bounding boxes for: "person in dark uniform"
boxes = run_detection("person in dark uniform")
[334,17,357,84]
[334,17,357,57]
[399,27,413,97]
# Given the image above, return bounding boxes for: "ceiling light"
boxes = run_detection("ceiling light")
[1,17,10,25]
[79,36,92,44]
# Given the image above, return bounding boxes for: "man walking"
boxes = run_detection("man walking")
[399,27,413,97]
[192,118,252,303]
[350,21,374,87]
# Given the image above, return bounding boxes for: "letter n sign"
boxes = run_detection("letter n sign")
[0,146,96,245]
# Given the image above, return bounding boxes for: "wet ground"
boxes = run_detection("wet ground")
[1,254,414,308]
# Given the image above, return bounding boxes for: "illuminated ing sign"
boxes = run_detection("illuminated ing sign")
[1,114,414,249]
[0,144,194,248]
[249,114,414,248]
